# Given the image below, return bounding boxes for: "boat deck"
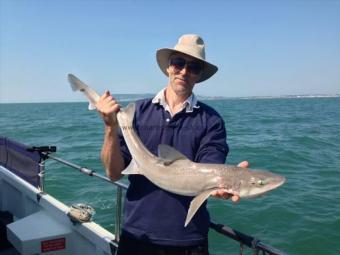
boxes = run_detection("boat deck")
[0,247,20,255]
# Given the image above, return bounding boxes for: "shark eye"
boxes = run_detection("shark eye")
[257,179,267,185]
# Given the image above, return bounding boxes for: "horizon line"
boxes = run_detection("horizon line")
[1,93,340,104]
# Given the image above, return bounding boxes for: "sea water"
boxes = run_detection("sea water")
[1,97,339,255]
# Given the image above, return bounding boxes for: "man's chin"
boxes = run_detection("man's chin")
[174,88,192,97]
[175,80,188,86]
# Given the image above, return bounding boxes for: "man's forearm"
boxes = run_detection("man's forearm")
[101,126,125,181]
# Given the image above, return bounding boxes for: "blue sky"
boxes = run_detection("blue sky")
[1,0,339,103]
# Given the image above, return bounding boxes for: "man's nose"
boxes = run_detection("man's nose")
[179,65,189,75]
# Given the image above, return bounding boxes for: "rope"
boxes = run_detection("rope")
[67,203,95,223]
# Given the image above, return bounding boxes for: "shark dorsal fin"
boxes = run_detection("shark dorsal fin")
[158,144,189,166]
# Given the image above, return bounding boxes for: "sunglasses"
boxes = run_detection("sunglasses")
[169,57,203,75]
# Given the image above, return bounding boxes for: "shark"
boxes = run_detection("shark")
[68,74,286,227]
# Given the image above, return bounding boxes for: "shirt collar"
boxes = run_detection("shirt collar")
[152,88,200,115]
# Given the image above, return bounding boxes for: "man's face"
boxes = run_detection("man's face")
[166,53,203,97]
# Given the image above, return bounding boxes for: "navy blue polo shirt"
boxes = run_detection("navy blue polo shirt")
[118,97,228,246]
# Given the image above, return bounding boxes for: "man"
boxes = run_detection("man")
[96,34,248,255]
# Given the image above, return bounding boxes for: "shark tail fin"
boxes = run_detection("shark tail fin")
[68,74,82,91]
[68,74,100,110]
[88,103,97,111]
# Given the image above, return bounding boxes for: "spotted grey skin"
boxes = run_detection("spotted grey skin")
[69,73,286,227]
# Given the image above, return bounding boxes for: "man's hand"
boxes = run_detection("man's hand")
[96,91,121,128]
[211,161,249,202]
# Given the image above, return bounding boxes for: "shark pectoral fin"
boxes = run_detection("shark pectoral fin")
[184,189,216,227]
[121,159,140,175]
[158,144,190,165]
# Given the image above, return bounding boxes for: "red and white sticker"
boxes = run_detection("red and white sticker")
[41,237,66,253]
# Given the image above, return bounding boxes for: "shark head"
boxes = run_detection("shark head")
[237,170,286,198]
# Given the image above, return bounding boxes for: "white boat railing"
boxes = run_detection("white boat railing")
[45,153,127,243]
[30,148,127,245]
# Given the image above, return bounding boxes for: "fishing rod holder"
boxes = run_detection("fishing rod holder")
[27,146,57,158]
[26,146,57,193]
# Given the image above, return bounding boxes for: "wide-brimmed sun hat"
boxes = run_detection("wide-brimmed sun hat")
[156,34,218,83]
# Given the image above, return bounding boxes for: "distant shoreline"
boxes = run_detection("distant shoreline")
[200,94,340,100]
[1,94,339,104]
